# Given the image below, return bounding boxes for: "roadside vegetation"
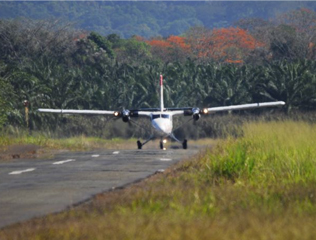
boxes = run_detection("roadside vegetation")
[1,8,316,135]
[0,133,136,152]
[1,120,316,239]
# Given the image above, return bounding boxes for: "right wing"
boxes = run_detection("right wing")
[37,108,152,117]
[37,109,115,115]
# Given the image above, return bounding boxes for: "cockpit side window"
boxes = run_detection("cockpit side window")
[152,114,160,119]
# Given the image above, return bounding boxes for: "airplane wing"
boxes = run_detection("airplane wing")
[205,101,285,113]
[169,101,285,116]
[37,109,115,115]
[38,101,285,117]
[37,108,152,117]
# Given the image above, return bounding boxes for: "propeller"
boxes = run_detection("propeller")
[192,108,200,121]
[113,108,139,123]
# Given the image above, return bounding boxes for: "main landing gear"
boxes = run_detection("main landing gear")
[182,139,187,149]
[137,136,154,150]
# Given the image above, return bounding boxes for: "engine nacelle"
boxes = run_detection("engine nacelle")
[192,108,201,121]
[122,109,130,122]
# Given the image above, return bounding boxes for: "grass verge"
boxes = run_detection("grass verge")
[0,133,138,151]
[1,120,316,239]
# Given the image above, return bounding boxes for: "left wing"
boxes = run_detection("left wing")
[38,109,115,115]
[205,101,285,113]
[169,101,285,117]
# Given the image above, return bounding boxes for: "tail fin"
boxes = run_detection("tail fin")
[160,74,164,111]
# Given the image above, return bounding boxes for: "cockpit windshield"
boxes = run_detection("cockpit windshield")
[152,114,170,119]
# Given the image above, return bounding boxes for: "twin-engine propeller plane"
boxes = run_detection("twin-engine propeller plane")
[38,75,285,150]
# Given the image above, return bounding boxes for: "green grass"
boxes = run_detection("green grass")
[1,120,316,239]
[0,132,140,152]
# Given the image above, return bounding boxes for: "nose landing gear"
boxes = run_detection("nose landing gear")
[182,139,187,149]
[159,139,167,149]
[137,140,142,149]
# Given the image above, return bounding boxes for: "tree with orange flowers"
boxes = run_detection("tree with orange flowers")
[146,36,191,62]
[197,27,265,63]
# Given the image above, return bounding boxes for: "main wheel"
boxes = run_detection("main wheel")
[182,139,187,149]
[137,140,142,149]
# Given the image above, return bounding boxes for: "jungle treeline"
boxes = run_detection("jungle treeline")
[1,8,316,138]
[0,1,314,38]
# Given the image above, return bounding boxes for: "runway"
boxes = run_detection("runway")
[0,147,200,228]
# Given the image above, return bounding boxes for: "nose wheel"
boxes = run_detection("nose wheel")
[137,140,142,149]
[160,141,163,149]
[182,139,187,149]
[160,139,167,149]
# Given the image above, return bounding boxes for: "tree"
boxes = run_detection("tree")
[204,64,253,107]
[207,27,265,63]
[0,63,14,128]
[114,36,152,64]
[146,35,191,63]
[256,60,316,113]
[87,32,114,58]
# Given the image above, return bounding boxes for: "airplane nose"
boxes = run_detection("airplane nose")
[160,122,172,134]
[153,119,172,134]
[159,124,168,133]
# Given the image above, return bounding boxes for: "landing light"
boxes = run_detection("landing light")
[163,139,167,144]
[114,111,119,117]
[203,108,208,114]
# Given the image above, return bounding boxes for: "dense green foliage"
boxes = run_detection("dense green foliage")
[0,1,316,38]
[1,10,316,136]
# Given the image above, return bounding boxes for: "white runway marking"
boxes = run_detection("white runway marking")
[112,151,120,155]
[9,168,36,175]
[160,158,172,161]
[53,159,76,165]
[91,155,100,158]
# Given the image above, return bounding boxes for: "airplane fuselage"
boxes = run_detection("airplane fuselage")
[151,113,173,136]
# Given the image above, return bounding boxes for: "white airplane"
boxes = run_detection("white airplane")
[38,75,285,150]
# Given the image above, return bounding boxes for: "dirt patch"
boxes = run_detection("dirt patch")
[0,144,58,161]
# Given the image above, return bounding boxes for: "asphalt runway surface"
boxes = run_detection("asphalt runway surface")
[0,147,200,228]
